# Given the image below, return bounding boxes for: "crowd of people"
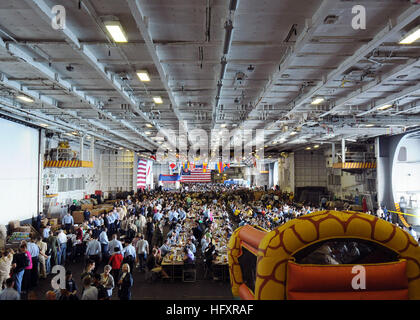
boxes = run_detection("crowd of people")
[0,183,418,300]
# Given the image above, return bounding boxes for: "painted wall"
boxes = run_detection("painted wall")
[42,137,101,216]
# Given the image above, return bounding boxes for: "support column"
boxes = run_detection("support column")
[90,137,95,162]
[331,143,336,164]
[341,138,346,163]
[80,136,85,161]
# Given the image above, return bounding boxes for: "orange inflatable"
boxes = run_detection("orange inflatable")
[228,210,420,300]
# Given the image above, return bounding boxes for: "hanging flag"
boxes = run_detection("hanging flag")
[137,158,148,189]
[215,161,224,173]
[203,163,207,173]
[223,163,230,171]
[181,167,211,183]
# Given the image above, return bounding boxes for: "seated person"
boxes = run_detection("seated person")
[146,249,169,279]
[183,247,195,265]
[160,240,171,257]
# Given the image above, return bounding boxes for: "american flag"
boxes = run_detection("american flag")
[137,158,152,189]
[181,168,212,183]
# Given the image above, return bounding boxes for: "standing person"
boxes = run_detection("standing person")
[27,236,39,288]
[11,243,29,294]
[108,234,123,256]
[135,234,149,271]
[117,263,133,300]
[62,213,74,234]
[57,229,67,265]
[80,260,96,281]
[43,225,51,240]
[47,231,59,267]
[0,249,14,289]
[100,265,115,299]
[81,276,98,300]
[83,209,91,223]
[108,247,123,281]
[36,237,48,279]
[122,240,136,273]
[99,227,109,263]
[85,236,101,273]
[21,242,33,298]
[93,273,108,300]
[0,278,20,300]
[145,217,154,248]
[65,270,78,300]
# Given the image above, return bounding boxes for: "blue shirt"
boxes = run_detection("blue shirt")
[99,231,109,245]
[0,288,20,300]
[27,242,39,258]
[62,215,74,225]
[85,240,102,257]
[43,228,50,239]
[187,242,196,254]
[160,244,171,256]
[154,212,163,221]
[122,244,136,259]
[108,239,123,255]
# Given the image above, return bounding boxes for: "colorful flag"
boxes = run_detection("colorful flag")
[181,168,211,183]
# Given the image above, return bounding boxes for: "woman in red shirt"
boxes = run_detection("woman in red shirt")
[108,247,123,281]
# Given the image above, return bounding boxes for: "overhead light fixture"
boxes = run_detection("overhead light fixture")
[146,123,153,128]
[145,131,152,135]
[137,70,151,82]
[220,124,227,128]
[39,123,49,128]
[290,131,298,136]
[365,124,375,127]
[313,144,320,149]
[306,147,311,150]
[311,97,325,105]
[17,95,34,103]
[119,147,123,150]
[153,96,163,104]
[399,26,420,45]
[71,131,78,135]
[104,20,128,43]
[378,104,393,111]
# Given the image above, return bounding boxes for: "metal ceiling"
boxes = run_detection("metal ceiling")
[0,0,419,155]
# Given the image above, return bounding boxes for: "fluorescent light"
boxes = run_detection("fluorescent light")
[153,96,163,104]
[220,124,227,128]
[145,131,152,135]
[39,123,49,128]
[71,131,78,135]
[378,104,393,111]
[399,26,420,45]
[311,97,325,105]
[365,124,375,127]
[17,95,34,103]
[290,131,297,136]
[146,123,153,128]
[305,147,311,150]
[136,70,150,82]
[105,21,128,43]
[313,145,320,149]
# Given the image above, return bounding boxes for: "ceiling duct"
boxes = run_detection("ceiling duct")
[229,0,239,11]
[223,20,234,55]
[284,24,298,42]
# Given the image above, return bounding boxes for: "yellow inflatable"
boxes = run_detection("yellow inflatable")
[228,210,420,300]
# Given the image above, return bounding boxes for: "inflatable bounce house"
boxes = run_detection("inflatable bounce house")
[228,211,420,300]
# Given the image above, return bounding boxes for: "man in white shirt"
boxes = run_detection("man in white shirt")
[135,234,149,271]
[57,229,67,265]
[81,276,98,300]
